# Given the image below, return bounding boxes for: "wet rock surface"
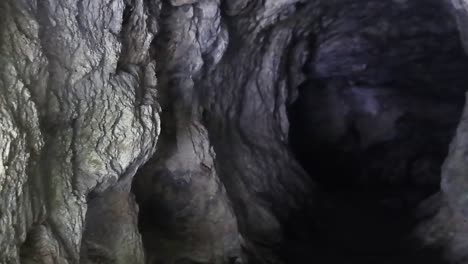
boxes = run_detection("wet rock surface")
[2,0,468,263]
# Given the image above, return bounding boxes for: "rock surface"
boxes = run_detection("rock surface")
[415,1,468,263]
[291,0,468,196]
[2,0,468,263]
[0,0,159,263]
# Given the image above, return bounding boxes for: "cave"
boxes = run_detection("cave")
[285,0,468,263]
[4,0,468,263]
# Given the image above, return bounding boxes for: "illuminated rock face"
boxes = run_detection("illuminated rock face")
[2,0,468,263]
[0,0,160,263]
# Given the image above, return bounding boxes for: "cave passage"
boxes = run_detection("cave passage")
[286,1,468,263]
[7,0,468,263]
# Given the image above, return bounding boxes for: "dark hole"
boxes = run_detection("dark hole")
[284,0,468,263]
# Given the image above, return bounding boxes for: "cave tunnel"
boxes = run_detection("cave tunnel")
[6,0,468,263]
[286,0,468,263]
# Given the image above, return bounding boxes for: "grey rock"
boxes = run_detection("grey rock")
[3,0,468,263]
[133,1,243,263]
[0,0,159,263]
[169,0,199,7]
[415,1,468,263]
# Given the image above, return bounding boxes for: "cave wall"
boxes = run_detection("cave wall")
[290,0,468,197]
[416,2,468,262]
[2,0,468,263]
[0,0,159,262]
[0,0,320,262]
[402,0,468,262]
[132,2,242,262]
[133,1,319,262]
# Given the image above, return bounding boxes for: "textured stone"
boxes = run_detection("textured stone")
[3,0,468,263]
[414,1,468,263]
[132,1,243,263]
[0,0,159,262]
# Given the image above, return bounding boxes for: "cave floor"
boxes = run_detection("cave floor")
[282,190,446,264]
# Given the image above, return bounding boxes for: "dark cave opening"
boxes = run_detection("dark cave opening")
[286,80,457,263]
[285,2,468,263]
